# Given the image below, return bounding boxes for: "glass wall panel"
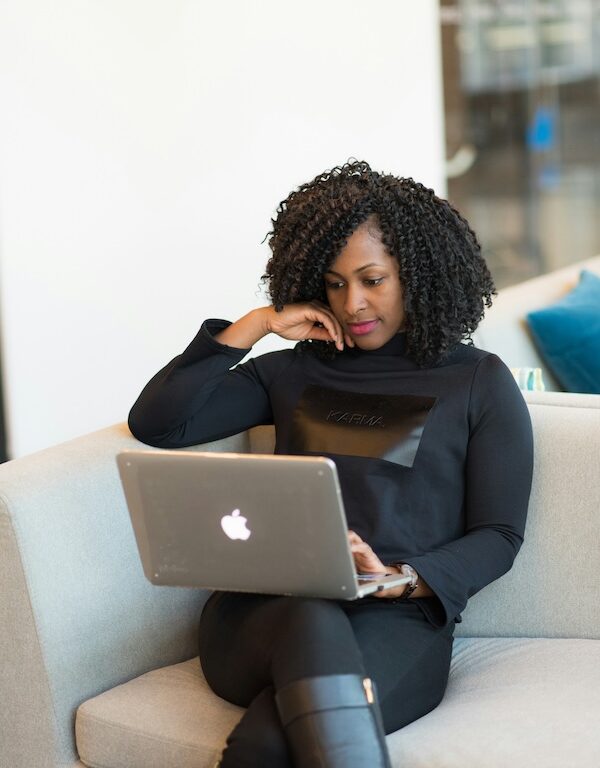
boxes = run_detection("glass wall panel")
[441,0,600,288]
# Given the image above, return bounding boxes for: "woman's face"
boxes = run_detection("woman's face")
[324,222,406,351]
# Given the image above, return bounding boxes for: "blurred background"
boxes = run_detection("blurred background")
[441,0,600,288]
[0,0,598,460]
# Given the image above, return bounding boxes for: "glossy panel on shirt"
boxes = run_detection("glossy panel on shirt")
[289,384,437,467]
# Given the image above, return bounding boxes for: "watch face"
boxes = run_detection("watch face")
[399,564,417,586]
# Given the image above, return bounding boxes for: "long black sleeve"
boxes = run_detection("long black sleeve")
[129,320,291,448]
[404,354,533,626]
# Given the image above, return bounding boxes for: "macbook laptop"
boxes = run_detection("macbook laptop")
[116,450,410,600]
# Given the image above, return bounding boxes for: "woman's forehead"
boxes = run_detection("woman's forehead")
[327,227,393,274]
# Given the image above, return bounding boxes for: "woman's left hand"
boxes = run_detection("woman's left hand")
[348,530,387,574]
[348,530,432,600]
[348,530,407,599]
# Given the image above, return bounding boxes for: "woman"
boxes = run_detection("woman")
[128,160,534,767]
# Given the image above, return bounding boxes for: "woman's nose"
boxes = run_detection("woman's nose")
[344,285,368,316]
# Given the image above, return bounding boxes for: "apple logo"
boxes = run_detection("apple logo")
[220,508,251,541]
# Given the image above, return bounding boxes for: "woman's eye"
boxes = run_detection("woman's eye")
[325,281,344,290]
[364,278,384,287]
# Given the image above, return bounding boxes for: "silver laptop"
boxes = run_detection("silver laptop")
[116,450,411,600]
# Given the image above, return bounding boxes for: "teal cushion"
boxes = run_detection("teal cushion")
[526,270,600,394]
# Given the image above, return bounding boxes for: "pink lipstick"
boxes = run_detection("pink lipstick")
[347,320,379,336]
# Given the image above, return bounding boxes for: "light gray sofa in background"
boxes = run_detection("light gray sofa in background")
[2,391,600,768]
[473,255,600,391]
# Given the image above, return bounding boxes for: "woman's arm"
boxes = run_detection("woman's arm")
[128,303,349,448]
[401,354,534,626]
[128,317,272,447]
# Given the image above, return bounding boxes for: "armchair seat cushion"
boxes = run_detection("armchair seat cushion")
[389,637,600,767]
[76,658,243,768]
[76,637,600,768]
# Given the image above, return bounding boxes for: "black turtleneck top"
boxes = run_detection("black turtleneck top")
[128,319,534,627]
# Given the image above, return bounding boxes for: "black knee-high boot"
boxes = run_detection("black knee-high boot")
[275,674,392,767]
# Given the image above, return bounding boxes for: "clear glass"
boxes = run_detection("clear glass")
[441,0,600,289]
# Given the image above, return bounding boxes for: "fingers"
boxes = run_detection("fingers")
[350,540,375,557]
[317,311,354,349]
[348,531,376,558]
[308,308,343,351]
[273,301,351,351]
[348,530,388,579]
[307,322,343,350]
[317,305,354,349]
[311,300,354,347]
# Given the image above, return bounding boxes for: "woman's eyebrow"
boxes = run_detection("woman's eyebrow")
[325,263,379,277]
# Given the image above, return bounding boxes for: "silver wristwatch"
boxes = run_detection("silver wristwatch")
[396,563,418,599]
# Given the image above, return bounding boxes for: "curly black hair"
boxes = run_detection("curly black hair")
[263,160,495,367]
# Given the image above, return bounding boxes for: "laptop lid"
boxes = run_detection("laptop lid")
[117,450,409,600]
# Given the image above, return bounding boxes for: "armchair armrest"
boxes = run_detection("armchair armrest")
[0,423,251,767]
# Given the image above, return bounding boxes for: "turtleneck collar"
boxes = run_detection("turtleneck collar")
[345,331,407,357]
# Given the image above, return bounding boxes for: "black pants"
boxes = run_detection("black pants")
[199,592,455,767]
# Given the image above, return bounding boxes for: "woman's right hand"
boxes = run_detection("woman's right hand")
[262,302,354,351]
[214,303,355,350]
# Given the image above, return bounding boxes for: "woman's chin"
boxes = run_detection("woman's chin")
[349,325,404,351]
[351,334,386,351]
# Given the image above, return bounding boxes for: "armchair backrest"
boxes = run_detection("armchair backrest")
[456,392,600,638]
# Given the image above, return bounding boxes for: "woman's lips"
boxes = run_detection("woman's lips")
[347,319,379,336]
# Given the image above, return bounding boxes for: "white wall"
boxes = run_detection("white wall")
[0,0,445,458]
